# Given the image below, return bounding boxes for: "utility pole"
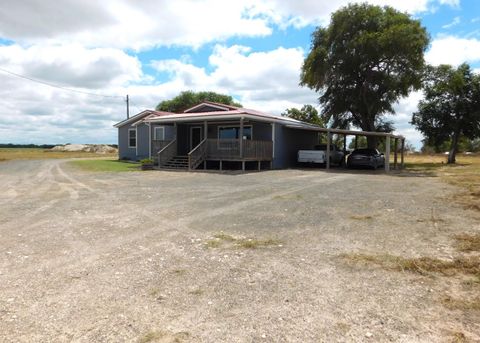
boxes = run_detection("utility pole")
[126,94,130,119]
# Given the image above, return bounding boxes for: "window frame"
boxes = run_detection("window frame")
[128,128,136,148]
[217,125,253,140]
[154,126,165,141]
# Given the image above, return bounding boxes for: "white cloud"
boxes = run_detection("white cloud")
[442,16,461,29]
[0,44,142,88]
[438,0,460,7]
[150,44,318,113]
[426,36,480,66]
[0,0,460,50]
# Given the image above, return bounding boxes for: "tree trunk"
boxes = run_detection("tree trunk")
[447,130,460,164]
[367,136,377,149]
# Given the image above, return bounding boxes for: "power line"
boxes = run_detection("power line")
[0,66,124,99]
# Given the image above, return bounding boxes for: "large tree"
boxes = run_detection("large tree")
[300,3,429,148]
[411,64,480,164]
[156,91,242,113]
[281,104,324,126]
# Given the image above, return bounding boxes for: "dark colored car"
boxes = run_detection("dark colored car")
[347,148,385,169]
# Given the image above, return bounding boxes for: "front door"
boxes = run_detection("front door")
[190,126,203,151]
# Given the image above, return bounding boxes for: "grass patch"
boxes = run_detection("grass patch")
[349,214,373,220]
[69,159,140,172]
[205,232,282,249]
[442,295,480,311]
[272,194,303,200]
[450,331,468,343]
[188,288,204,295]
[138,330,189,343]
[341,253,480,277]
[235,238,281,249]
[405,154,480,211]
[205,239,222,248]
[454,233,480,252]
[0,148,117,161]
[212,233,236,241]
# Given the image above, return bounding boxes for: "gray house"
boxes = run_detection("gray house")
[114,101,321,170]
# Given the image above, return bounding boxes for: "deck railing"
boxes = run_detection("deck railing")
[188,139,207,170]
[158,139,177,167]
[152,140,171,163]
[205,139,272,160]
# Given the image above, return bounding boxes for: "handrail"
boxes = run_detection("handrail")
[188,138,207,171]
[158,139,177,167]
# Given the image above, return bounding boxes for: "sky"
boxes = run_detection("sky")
[0,0,479,147]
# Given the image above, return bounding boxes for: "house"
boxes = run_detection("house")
[114,101,323,170]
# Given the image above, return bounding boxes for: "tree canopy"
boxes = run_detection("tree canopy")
[411,63,480,163]
[300,3,429,147]
[281,104,324,126]
[156,91,242,113]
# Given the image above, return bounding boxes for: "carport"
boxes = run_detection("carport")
[285,125,405,172]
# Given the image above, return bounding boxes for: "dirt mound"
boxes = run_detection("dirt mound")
[51,144,117,154]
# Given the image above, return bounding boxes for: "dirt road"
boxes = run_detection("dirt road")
[0,159,478,342]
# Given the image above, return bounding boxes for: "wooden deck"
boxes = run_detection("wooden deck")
[154,138,273,171]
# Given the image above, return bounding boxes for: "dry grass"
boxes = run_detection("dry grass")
[0,148,117,161]
[341,253,480,277]
[188,288,204,295]
[235,238,281,249]
[405,154,480,211]
[138,330,189,343]
[450,331,468,343]
[454,233,480,252]
[349,214,373,220]
[205,233,282,249]
[442,295,480,311]
[212,233,236,241]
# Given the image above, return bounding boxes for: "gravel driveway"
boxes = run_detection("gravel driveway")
[0,159,478,342]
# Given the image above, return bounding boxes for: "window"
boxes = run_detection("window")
[128,128,136,148]
[218,126,252,140]
[154,126,165,140]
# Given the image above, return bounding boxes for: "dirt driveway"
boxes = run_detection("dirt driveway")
[0,159,478,342]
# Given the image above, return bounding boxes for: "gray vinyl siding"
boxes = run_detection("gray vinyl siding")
[118,125,137,160]
[151,124,175,141]
[118,123,150,160]
[272,124,319,169]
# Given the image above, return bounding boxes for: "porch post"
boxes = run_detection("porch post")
[385,136,390,172]
[204,121,208,170]
[239,117,244,158]
[326,131,331,170]
[148,123,151,159]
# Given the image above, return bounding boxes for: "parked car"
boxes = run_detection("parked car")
[297,144,346,166]
[347,148,385,169]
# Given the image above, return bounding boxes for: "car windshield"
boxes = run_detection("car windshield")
[352,148,378,155]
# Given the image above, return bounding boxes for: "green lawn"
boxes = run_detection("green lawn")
[0,148,117,161]
[69,159,141,172]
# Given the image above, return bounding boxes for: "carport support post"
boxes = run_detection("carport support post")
[384,136,390,172]
[393,138,398,170]
[401,139,405,169]
[343,134,347,155]
[326,131,331,170]
[355,135,358,149]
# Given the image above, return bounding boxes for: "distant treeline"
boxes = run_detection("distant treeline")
[0,143,56,149]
